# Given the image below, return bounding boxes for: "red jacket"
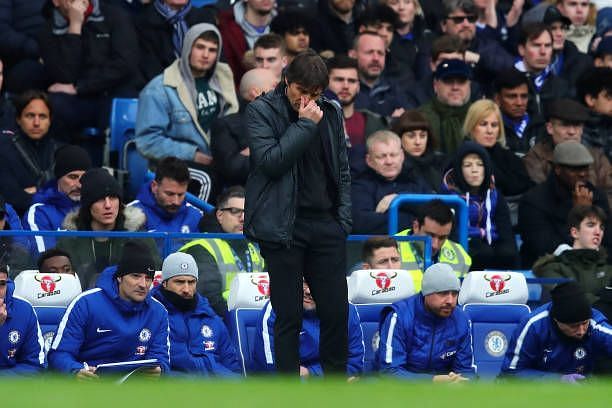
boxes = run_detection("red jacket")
[218,10,247,89]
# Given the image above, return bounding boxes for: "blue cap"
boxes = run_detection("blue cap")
[596,36,612,57]
[433,59,472,80]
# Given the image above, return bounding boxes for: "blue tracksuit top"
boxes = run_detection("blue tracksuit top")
[500,302,612,379]
[252,301,365,376]
[47,266,170,374]
[151,286,241,377]
[23,183,78,254]
[0,279,46,375]
[377,293,476,379]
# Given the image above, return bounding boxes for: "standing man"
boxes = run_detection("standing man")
[245,50,351,375]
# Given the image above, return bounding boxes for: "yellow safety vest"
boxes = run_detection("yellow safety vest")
[396,229,471,291]
[179,238,265,300]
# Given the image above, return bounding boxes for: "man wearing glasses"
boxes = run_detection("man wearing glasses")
[439,0,514,93]
[180,186,265,318]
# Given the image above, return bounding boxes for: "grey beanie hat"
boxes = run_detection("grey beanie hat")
[421,263,460,296]
[162,252,198,281]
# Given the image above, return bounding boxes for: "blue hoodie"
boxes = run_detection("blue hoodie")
[23,183,78,254]
[4,202,33,254]
[0,279,46,376]
[377,293,476,380]
[47,266,170,374]
[500,303,612,379]
[252,302,365,376]
[129,182,202,250]
[151,286,241,377]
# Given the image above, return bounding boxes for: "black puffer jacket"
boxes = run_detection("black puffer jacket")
[245,83,352,244]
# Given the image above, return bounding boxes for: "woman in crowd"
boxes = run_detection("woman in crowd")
[441,141,518,270]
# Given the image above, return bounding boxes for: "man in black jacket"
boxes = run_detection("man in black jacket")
[245,50,351,376]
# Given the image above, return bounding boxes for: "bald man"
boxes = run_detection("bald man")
[211,68,279,185]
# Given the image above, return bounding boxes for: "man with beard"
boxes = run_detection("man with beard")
[377,263,474,381]
[501,281,612,381]
[24,145,92,254]
[350,32,410,119]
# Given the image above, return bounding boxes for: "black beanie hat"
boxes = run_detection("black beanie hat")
[550,281,592,324]
[79,168,122,210]
[54,145,93,179]
[115,241,156,278]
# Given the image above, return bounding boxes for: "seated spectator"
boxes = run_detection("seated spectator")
[269,10,312,65]
[129,156,202,239]
[24,145,92,254]
[252,280,364,378]
[57,168,157,289]
[151,252,241,377]
[578,67,612,163]
[37,248,74,275]
[40,0,141,140]
[48,241,170,377]
[0,91,58,215]
[0,0,47,93]
[594,36,612,68]
[180,186,264,317]
[253,33,287,81]
[211,68,278,187]
[463,99,534,198]
[377,263,474,381]
[0,265,46,376]
[218,0,275,87]
[0,196,34,278]
[557,0,595,53]
[360,236,402,270]
[534,205,612,304]
[418,59,472,156]
[310,0,359,56]
[396,199,471,279]
[493,69,545,157]
[523,98,612,207]
[136,24,238,203]
[350,31,410,118]
[500,281,612,381]
[351,130,429,234]
[0,58,16,132]
[514,23,570,117]
[441,141,518,269]
[135,0,217,83]
[519,141,612,268]
[391,110,447,193]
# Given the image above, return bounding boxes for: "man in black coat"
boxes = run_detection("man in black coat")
[245,50,351,376]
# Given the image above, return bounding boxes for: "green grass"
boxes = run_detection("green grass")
[1,377,610,408]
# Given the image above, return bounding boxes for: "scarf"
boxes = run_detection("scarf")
[52,0,104,35]
[160,286,198,312]
[430,98,469,154]
[514,60,553,93]
[154,0,193,58]
[502,113,530,139]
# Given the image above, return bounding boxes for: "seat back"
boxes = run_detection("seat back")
[13,270,82,307]
[354,303,389,374]
[224,308,261,376]
[458,271,529,305]
[348,269,415,304]
[227,273,270,311]
[34,306,68,354]
[462,303,530,378]
[108,98,139,158]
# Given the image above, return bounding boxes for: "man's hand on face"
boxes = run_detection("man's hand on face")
[298,96,323,124]
[0,298,7,326]
[572,181,593,207]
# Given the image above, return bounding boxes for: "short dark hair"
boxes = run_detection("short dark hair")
[494,68,529,94]
[37,248,73,271]
[326,54,358,72]
[416,199,454,226]
[361,236,399,263]
[254,33,286,53]
[576,67,612,104]
[270,11,313,36]
[154,156,190,184]
[568,205,607,231]
[197,30,219,46]
[14,90,52,118]
[391,110,436,151]
[285,50,329,91]
[216,185,245,209]
[431,35,466,63]
[518,22,551,46]
[442,0,477,18]
[357,4,399,29]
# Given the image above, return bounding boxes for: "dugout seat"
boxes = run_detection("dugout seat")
[13,270,82,353]
[348,269,416,373]
[459,271,530,379]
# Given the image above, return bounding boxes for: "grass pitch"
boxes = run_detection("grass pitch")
[1,377,610,408]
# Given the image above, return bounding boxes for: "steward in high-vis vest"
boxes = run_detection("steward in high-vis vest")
[180,186,265,317]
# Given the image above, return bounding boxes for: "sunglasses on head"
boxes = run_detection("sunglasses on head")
[446,14,477,24]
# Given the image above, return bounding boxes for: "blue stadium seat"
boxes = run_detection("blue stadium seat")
[34,306,67,354]
[462,304,530,379]
[354,303,388,373]
[225,308,261,376]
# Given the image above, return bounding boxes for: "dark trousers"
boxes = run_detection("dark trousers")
[259,215,348,376]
